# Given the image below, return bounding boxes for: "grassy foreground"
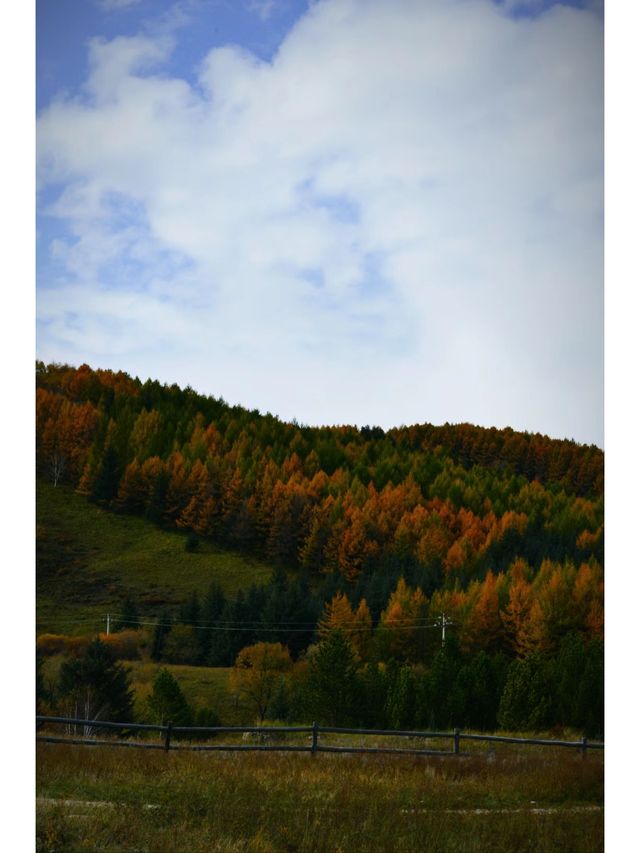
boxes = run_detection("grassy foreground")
[36,481,272,636]
[37,744,603,853]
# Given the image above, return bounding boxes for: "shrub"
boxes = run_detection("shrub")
[36,633,92,658]
[98,629,147,660]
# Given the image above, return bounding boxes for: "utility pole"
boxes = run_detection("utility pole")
[437,612,454,647]
[106,613,110,635]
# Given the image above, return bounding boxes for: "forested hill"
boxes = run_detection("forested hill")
[36,361,603,595]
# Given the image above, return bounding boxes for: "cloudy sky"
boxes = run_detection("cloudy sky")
[36,0,603,446]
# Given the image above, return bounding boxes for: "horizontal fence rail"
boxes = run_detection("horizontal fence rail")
[36,716,604,758]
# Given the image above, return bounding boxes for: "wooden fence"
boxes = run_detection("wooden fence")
[36,716,604,758]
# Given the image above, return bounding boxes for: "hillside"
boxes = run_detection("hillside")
[35,362,604,737]
[36,362,603,584]
[36,479,273,636]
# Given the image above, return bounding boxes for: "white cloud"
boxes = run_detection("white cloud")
[37,0,603,444]
[97,0,143,11]
[248,0,279,21]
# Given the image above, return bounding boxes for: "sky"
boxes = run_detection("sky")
[36,0,604,446]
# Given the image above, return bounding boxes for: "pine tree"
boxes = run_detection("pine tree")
[304,630,358,726]
[57,638,134,723]
[497,653,554,732]
[92,445,121,504]
[114,595,140,632]
[147,669,193,727]
[151,609,172,661]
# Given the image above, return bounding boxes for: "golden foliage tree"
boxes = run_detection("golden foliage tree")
[230,642,293,722]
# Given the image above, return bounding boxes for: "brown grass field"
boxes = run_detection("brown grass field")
[36,741,603,852]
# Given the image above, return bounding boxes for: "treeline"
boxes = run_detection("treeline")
[36,362,603,591]
[38,555,603,736]
[129,554,601,669]
[37,629,603,739]
[267,631,604,737]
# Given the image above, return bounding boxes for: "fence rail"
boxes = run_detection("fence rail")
[35,716,604,758]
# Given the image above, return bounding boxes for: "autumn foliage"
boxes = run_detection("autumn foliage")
[36,362,604,733]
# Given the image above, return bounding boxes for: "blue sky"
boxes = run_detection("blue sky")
[36,0,604,445]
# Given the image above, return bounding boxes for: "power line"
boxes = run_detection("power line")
[38,614,457,635]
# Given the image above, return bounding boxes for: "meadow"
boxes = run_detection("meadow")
[36,742,603,852]
[36,481,272,636]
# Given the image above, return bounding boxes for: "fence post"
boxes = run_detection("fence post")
[453,728,460,755]
[164,721,173,752]
[581,737,588,760]
[311,722,318,756]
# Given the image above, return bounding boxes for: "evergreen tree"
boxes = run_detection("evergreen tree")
[416,636,462,729]
[145,468,170,525]
[266,676,290,721]
[554,632,587,729]
[358,662,389,728]
[92,445,121,504]
[304,630,358,726]
[36,653,49,714]
[385,665,417,730]
[114,595,140,632]
[181,591,201,626]
[57,638,134,722]
[576,638,604,738]
[497,653,554,732]
[147,668,193,727]
[197,581,227,663]
[151,609,172,661]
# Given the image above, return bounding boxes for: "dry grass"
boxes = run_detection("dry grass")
[36,741,603,852]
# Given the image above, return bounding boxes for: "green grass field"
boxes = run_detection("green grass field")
[36,744,603,853]
[36,480,273,636]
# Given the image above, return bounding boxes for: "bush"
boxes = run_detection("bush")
[36,633,92,658]
[193,706,221,729]
[98,629,147,660]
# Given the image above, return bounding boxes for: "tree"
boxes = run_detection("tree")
[92,445,121,504]
[230,642,293,722]
[376,578,429,662]
[151,609,172,661]
[304,630,358,726]
[163,624,200,665]
[575,638,604,738]
[147,669,193,727]
[114,595,140,632]
[385,664,417,730]
[501,572,535,657]
[497,653,554,732]
[416,637,462,729]
[317,592,354,640]
[359,662,389,728]
[463,570,505,654]
[57,638,134,726]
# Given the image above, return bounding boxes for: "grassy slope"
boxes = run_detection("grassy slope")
[36,480,273,636]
